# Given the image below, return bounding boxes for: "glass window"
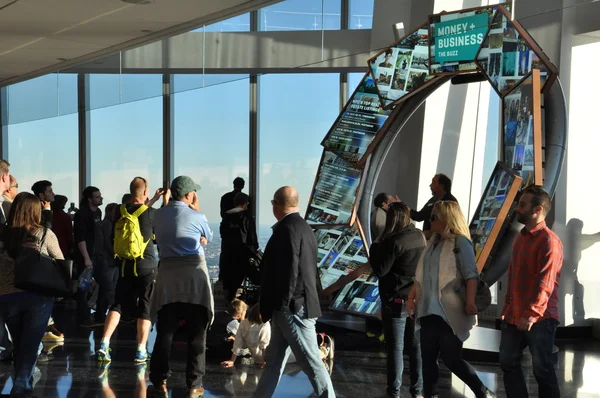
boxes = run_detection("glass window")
[89,80,163,215]
[349,0,375,30]
[5,73,77,125]
[88,74,163,111]
[173,76,250,280]
[348,72,366,97]
[7,114,79,211]
[482,92,500,190]
[195,13,251,32]
[258,73,340,243]
[260,0,341,31]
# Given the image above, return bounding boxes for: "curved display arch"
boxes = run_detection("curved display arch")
[311,4,567,316]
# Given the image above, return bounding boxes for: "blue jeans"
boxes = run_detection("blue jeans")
[499,318,560,398]
[253,307,335,398]
[0,292,53,397]
[381,303,422,397]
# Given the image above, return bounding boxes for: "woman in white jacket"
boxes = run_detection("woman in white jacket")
[407,201,495,398]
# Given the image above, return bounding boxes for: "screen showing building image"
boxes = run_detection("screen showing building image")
[502,69,542,187]
[306,151,363,226]
[367,24,438,108]
[321,73,391,167]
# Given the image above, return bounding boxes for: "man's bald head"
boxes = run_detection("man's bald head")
[273,186,299,210]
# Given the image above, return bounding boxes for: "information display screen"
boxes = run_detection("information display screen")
[321,72,392,168]
[367,23,439,109]
[315,223,370,290]
[330,280,381,317]
[502,69,542,187]
[428,5,502,74]
[469,162,522,270]
[475,6,557,97]
[306,151,363,226]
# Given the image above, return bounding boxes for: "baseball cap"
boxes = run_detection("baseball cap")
[170,176,201,198]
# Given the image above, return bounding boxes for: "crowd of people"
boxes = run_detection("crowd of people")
[0,161,564,398]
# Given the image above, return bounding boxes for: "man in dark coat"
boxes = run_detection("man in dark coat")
[219,192,259,300]
[253,186,335,398]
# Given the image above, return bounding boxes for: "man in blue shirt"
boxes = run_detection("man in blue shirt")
[148,176,214,398]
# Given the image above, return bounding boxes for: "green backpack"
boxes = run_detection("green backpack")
[113,204,150,277]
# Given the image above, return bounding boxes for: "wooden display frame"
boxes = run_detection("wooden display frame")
[469,161,522,271]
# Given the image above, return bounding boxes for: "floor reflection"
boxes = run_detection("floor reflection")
[1,305,600,397]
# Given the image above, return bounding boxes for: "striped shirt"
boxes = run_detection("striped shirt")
[501,221,563,324]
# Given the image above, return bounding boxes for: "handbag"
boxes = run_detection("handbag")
[453,238,491,312]
[14,228,73,297]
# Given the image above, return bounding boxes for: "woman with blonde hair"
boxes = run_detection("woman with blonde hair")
[407,201,495,398]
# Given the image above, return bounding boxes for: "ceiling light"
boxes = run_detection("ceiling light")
[121,0,154,4]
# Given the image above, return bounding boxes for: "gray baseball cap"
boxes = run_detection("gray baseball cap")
[170,176,201,198]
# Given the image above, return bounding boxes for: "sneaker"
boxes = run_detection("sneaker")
[42,331,65,343]
[42,342,64,355]
[188,387,204,398]
[147,382,168,398]
[134,349,149,364]
[47,324,64,338]
[97,342,112,362]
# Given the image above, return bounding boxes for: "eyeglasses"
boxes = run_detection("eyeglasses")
[430,214,439,222]
[271,199,277,206]
[10,184,17,189]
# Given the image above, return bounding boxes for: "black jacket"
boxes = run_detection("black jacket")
[369,224,426,303]
[259,213,321,321]
[410,192,458,232]
[219,189,242,217]
[219,208,259,286]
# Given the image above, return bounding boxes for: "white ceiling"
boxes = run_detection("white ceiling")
[0,0,280,86]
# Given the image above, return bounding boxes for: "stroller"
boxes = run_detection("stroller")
[238,249,262,306]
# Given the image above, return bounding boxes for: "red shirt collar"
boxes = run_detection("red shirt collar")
[521,220,547,236]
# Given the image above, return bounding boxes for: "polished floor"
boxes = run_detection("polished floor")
[1,302,600,397]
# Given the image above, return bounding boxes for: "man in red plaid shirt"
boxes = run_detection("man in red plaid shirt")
[499,186,563,398]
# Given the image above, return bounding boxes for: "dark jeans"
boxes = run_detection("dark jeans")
[381,303,422,397]
[420,315,488,398]
[499,318,560,398]
[0,292,53,397]
[150,303,209,389]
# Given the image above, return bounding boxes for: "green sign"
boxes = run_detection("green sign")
[434,13,488,63]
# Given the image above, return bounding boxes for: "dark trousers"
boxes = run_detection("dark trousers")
[150,303,209,389]
[420,315,488,398]
[499,319,560,398]
[0,293,53,397]
[381,303,422,397]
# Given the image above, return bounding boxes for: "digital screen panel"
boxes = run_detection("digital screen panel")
[330,280,381,317]
[321,72,392,168]
[502,69,542,187]
[428,5,504,75]
[305,151,363,226]
[469,162,522,271]
[314,223,370,291]
[367,23,440,109]
[475,6,557,97]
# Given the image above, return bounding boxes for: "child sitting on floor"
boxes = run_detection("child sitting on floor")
[221,303,270,368]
